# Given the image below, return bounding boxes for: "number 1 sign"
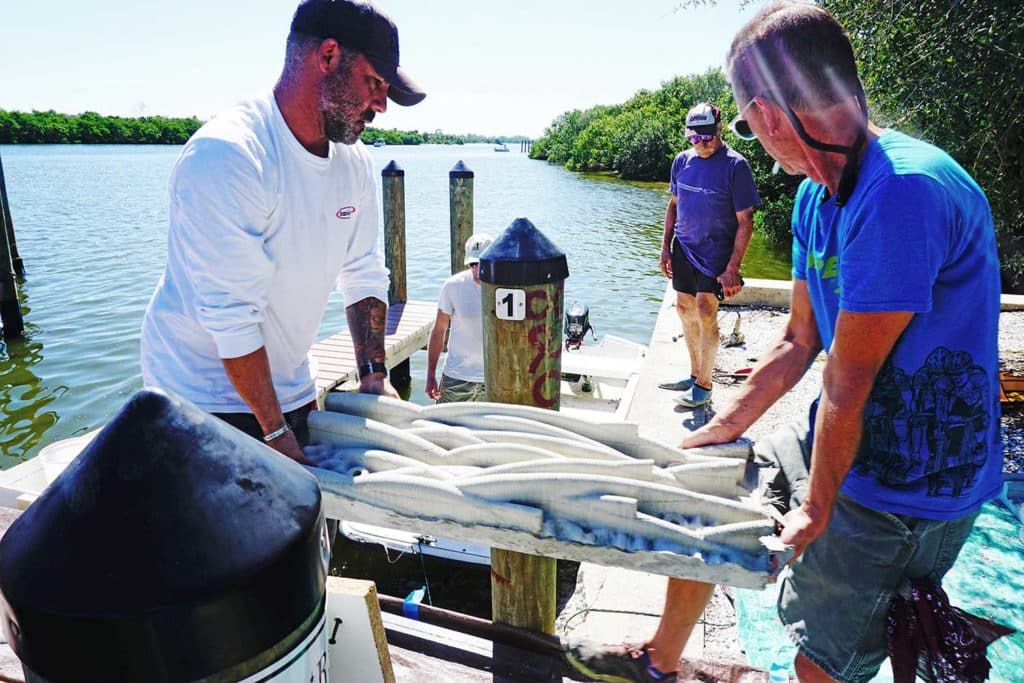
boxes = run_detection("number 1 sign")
[495,288,526,321]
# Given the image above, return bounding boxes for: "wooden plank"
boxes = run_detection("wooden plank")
[317,489,777,589]
[382,613,576,682]
[312,300,434,399]
[325,577,394,683]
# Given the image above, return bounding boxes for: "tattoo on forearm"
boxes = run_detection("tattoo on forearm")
[347,297,387,363]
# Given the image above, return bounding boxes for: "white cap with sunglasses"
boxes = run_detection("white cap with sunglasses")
[685,102,721,138]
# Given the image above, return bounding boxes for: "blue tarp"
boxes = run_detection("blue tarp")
[735,501,1024,682]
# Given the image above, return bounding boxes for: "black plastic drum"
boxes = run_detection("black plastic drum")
[0,389,330,682]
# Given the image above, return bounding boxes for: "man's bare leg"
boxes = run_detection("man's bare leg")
[694,292,720,387]
[643,578,715,672]
[675,292,701,378]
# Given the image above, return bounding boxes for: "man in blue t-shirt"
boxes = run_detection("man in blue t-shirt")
[566,3,1002,682]
[658,102,761,408]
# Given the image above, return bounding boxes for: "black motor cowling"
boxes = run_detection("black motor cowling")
[565,301,596,350]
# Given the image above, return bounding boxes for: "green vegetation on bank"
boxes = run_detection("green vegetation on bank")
[0,109,528,148]
[530,0,1024,287]
[0,110,202,144]
[826,0,1024,286]
[529,69,801,247]
[361,128,530,146]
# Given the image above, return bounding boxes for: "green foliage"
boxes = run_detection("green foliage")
[360,127,534,146]
[0,110,530,149]
[0,109,202,144]
[821,0,1024,286]
[530,68,799,247]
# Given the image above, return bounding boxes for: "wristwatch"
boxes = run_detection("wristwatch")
[358,361,388,379]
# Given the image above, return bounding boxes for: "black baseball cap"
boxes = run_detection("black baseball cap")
[290,0,426,106]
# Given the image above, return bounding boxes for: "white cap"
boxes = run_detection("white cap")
[464,233,494,265]
[685,102,721,136]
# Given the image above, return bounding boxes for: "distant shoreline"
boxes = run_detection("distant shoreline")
[0,110,529,147]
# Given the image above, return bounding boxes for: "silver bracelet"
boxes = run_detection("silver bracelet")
[263,424,291,442]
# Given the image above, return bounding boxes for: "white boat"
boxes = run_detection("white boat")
[493,143,509,152]
[372,140,386,147]
[339,333,646,566]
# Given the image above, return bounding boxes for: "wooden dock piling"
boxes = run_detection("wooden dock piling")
[448,161,474,275]
[0,153,23,277]
[382,161,410,386]
[0,153,24,339]
[479,217,569,634]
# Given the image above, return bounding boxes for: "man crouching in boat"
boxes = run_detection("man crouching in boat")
[140,0,424,461]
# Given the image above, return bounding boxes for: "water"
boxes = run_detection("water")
[0,143,790,466]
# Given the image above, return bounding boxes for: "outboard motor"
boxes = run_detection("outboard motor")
[0,388,330,682]
[565,300,596,350]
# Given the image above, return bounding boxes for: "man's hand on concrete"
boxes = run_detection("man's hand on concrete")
[360,373,400,398]
[678,421,742,449]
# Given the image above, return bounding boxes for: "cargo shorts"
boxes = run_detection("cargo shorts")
[437,374,487,404]
[753,418,980,683]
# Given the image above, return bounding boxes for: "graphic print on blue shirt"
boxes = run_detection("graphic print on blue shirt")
[793,130,1001,520]
[858,350,991,498]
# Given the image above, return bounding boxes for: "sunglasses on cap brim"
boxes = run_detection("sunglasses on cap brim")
[728,98,759,140]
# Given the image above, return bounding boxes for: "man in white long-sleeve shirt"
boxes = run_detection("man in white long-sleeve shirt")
[140,0,424,462]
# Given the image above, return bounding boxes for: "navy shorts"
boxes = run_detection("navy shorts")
[671,238,719,296]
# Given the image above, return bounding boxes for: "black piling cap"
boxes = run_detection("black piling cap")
[449,160,474,178]
[382,160,404,177]
[478,217,569,286]
[0,388,327,682]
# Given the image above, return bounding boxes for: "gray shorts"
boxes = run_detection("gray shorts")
[754,419,980,683]
[437,374,486,403]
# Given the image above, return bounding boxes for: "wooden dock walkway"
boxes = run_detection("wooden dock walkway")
[311,300,435,400]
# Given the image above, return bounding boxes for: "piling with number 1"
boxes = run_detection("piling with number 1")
[478,217,569,633]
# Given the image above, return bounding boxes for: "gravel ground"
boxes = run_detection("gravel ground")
[706,306,1024,473]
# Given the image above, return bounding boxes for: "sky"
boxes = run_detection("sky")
[2,1,762,139]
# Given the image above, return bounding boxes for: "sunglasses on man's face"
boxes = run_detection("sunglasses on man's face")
[688,134,716,144]
[728,97,760,140]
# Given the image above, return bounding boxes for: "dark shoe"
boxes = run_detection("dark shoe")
[565,639,677,682]
[673,384,712,408]
[657,376,695,391]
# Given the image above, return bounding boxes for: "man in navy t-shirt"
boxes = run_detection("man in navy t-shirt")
[566,3,1003,682]
[658,102,761,408]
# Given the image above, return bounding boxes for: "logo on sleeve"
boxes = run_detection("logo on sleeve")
[336,205,357,219]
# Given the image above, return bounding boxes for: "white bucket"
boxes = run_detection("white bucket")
[38,431,98,483]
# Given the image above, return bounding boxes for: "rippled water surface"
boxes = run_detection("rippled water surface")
[0,143,790,464]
